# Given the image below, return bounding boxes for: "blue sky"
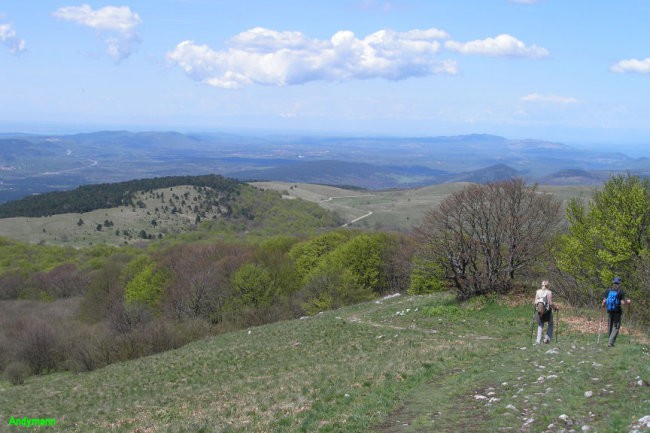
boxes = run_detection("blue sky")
[1,1,650,146]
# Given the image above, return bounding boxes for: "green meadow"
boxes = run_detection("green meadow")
[2,292,648,433]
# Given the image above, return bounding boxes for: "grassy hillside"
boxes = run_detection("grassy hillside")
[253,182,596,230]
[0,182,342,247]
[2,293,648,432]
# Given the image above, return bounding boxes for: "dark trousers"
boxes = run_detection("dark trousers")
[607,311,622,346]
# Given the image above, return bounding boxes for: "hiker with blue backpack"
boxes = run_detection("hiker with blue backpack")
[534,280,558,344]
[601,276,632,347]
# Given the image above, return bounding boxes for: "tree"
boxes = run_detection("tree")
[415,179,561,300]
[124,257,170,308]
[161,242,249,322]
[553,174,650,312]
[232,263,273,307]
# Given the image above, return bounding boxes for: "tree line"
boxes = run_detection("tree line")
[0,174,242,218]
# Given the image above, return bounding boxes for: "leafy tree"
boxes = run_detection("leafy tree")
[232,263,273,307]
[300,264,372,316]
[288,230,354,282]
[320,233,386,293]
[415,179,562,300]
[408,256,445,295]
[123,257,170,308]
[553,174,650,313]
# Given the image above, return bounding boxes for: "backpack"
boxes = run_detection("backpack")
[606,289,621,312]
[535,291,550,315]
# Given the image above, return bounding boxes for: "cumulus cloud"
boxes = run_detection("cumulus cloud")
[52,4,141,61]
[445,34,548,58]
[166,27,456,89]
[611,58,650,74]
[0,21,26,54]
[521,93,578,104]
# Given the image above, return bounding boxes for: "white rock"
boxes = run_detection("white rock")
[582,425,591,431]
[584,391,593,397]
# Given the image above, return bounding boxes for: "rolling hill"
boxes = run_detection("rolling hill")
[1,131,648,204]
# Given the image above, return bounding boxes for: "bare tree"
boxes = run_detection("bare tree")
[414,179,562,300]
[161,242,250,321]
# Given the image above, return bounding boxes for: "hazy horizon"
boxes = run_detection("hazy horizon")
[2,1,650,149]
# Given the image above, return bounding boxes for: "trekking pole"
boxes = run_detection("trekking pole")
[555,308,559,343]
[529,308,535,345]
[597,306,604,344]
[627,302,632,344]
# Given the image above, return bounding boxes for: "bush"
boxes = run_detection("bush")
[0,271,26,300]
[7,319,60,375]
[4,361,31,385]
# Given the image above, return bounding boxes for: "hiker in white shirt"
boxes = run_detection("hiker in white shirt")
[534,280,558,344]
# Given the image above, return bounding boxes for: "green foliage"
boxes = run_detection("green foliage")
[232,263,273,307]
[289,230,354,282]
[123,257,170,308]
[421,304,465,318]
[297,232,395,314]
[0,237,78,275]
[554,174,650,306]
[258,235,299,254]
[408,256,446,295]
[301,265,373,315]
[320,233,387,292]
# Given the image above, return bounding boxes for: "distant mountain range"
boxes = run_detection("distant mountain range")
[1,131,648,203]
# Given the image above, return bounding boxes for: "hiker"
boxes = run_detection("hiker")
[601,276,632,347]
[534,280,557,344]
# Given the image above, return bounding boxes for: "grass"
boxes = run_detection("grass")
[252,182,595,230]
[1,292,648,432]
[0,182,595,246]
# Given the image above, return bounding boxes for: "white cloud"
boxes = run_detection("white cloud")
[52,4,141,61]
[167,27,456,89]
[611,58,650,74]
[445,34,549,58]
[521,93,578,104]
[0,21,26,54]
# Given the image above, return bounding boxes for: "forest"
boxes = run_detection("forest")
[1,174,649,385]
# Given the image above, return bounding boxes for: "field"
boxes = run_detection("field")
[1,292,648,432]
[252,182,596,230]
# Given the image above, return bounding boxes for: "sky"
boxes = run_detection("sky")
[1,0,650,147]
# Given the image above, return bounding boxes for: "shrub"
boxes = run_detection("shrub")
[4,361,31,385]
[8,319,60,375]
[0,271,26,300]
